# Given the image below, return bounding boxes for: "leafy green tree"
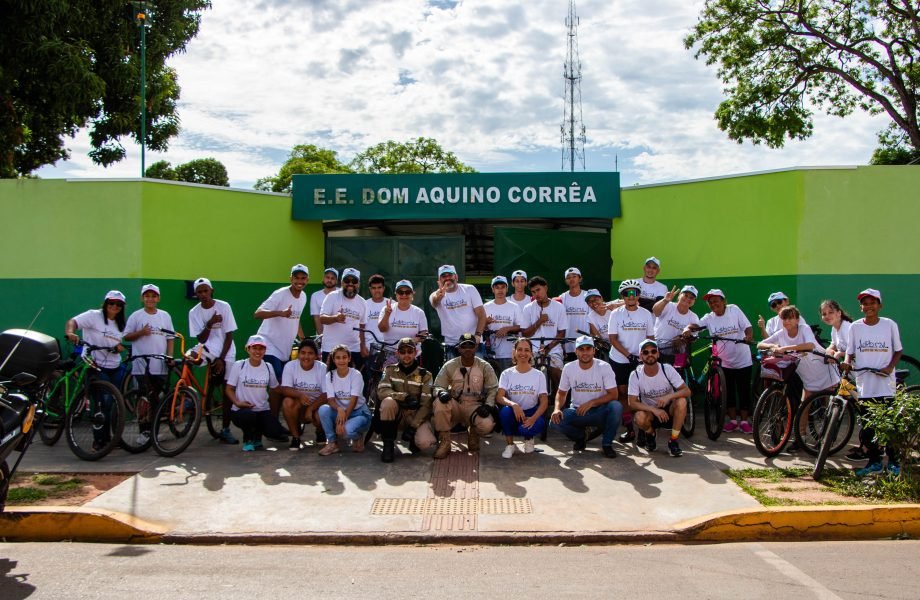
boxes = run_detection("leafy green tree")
[145,160,178,181]
[685,0,920,156]
[351,137,477,173]
[871,124,920,164]
[0,1,211,178]
[173,157,228,186]
[254,144,352,193]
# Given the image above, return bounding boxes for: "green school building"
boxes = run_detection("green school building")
[1,165,917,359]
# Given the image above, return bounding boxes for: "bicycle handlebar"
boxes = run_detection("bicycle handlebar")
[353,327,400,347]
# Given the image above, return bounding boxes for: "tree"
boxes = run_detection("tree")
[0,1,211,178]
[254,144,352,193]
[351,137,477,173]
[145,157,229,186]
[684,1,920,156]
[871,124,920,164]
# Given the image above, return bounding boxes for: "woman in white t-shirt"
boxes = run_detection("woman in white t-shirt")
[317,344,373,455]
[226,335,284,452]
[496,338,548,458]
[758,306,840,396]
[819,299,853,361]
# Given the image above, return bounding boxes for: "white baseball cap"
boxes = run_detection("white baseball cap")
[290,264,309,276]
[645,256,661,267]
[680,285,698,297]
[342,267,360,281]
[585,288,602,300]
[104,290,126,303]
[193,277,212,290]
[767,291,788,304]
[246,334,267,348]
[323,267,339,278]
[491,275,508,287]
[564,267,582,277]
[395,279,413,291]
[703,289,725,301]
[511,269,528,281]
[140,284,160,296]
[575,335,594,348]
[438,264,457,277]
[857,288,882,302]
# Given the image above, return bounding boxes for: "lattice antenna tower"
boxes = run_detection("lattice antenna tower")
[561,0,586,172]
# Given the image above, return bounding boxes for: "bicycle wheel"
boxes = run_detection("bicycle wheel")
[152,387,201,457]
[65,380,125,461]
[813,402,842,480]
[752,385,792,457]
[539,365,553,442]
[364,376,381,444]
[680,369,696,438]
[204,383,224,440]
[119,388,154,453]
[794,393,830,456]
[703,365,727,440]
[895,355,920,389]
[39,376,67,446]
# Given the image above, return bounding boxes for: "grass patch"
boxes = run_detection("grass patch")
[7,487,48,503]
[727,466,920,505]
[724,470,805,506]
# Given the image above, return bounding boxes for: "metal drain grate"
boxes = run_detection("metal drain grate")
[371,498,532,516]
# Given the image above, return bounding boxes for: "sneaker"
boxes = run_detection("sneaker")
[855,462,883,477]
[135,431,150,445]
[739,421,753,434]
[723,419,738,433]
[887,463,901,477]
[242,442,255,452]
[502,444,516,459]
[636,429,647,448]
[645,431,657,452]
[319,442,340,456]
[289,437,302,451]
[252,438,264,450]
[602,445,617,459]
[265,431,288,443]
[573,437,587,452]
[219,428,239,445]
[523,438,535,454]
[845,446,867,460]
[315,430,327,446]
[352,436,365,453]
[618,424,635,443]
[668,438,683,457]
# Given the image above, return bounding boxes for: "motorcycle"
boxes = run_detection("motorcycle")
[0,329,62,511]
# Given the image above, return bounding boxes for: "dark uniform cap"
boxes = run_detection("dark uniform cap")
[456,333,477,348]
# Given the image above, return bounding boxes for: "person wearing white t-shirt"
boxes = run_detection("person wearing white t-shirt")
[378,279,428,356]
[363,274,388,349]
[521,275,566,394]
[627,339,690,457]
[254,264,309,380]
[607,279,655,443]
[685,289,754,434]
[64,290,128,450]
[819,299,854,362]
[758,305,839,396]
[484,275,523,373]
[280,339,327,450]
[317,345,372,456]
[497,338,549,458]
[639,256,668,312]
[509,269,532,306]
[557,266,590,357]
[550,336,621,458]
[429,264,487,356]
[226,335,284,452]
[319,267,368,366]
[310,267,339,336]
[189,277,239,444]
[757,291,808,339]
[652,284,700,363]
[843,289,904,476]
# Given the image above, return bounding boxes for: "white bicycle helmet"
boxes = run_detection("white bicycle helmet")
[618,278,642,294]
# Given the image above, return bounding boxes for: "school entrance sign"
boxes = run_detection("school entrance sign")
[291,172,620,220]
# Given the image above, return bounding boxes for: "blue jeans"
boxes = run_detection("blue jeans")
[318,403,372,443]
[499,404,545,438]
[551,402,623,446]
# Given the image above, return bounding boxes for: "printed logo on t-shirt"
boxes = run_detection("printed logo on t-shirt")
[506,383,538,396]
[242,374,268,389]
[490,314,514,326]
[619,318,649,331]
[856,339,891,353]
[566,305,588,317]
[443,297,470,310]
[572,381,603,394]
[709,324,741,337]
[391,316,420,329]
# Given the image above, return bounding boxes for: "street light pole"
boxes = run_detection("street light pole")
[136,4,147,177]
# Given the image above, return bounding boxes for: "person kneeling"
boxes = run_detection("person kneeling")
[226,335,286,451]
[317,345,373,455]
[279,339,327,450]
[497,338,548,458]
[626,339,690,457]
[432,333,499,459]
[376,338,436,463]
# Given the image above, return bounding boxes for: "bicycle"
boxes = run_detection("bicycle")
[811,323,920,389]
[150,331,224,457]
[654,336,698,438]
[40,342,126,461]
[684,333,754,441]
[119,353,173,454]
[523,336,573,442]
[751,350,803,457]
[355,327,401,443]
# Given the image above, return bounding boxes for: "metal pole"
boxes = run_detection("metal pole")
[137,6,147,177]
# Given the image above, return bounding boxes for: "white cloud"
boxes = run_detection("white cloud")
[35,0,889,188]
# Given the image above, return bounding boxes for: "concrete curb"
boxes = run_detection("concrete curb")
[2,504,919,545]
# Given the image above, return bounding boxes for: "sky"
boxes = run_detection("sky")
[35,0,890,189]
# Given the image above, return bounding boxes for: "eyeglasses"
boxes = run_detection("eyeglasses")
[397,348,416,355]
[342,278,358,284]
[770,301,783,309]
[396,290,412,296]
[640,348,658,355]
[622,289,639,298]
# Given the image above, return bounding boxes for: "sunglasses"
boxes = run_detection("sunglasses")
[770,300,783,309]
[640,348,658,355]
[105,301,125,307]
[342,278,358,284]
[396,289,412,296]
[622,289,639,298]
[398,347,416,355]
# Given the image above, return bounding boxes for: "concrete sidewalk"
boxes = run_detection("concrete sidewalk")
[5,429,920,543]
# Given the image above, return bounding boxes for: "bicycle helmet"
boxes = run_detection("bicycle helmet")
[618,279,642,294]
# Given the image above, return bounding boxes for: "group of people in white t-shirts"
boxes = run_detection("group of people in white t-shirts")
[62,257,907,475]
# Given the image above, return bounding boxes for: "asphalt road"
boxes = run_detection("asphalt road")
[1,540,917,599]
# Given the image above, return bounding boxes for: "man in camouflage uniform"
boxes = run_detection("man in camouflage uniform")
[432,333,499,459]
[376,337,435,463]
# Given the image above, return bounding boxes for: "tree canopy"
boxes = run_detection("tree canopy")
[253,144,353,194]
[0,1,211,178]
[685,0,920,158]
[145,157,228,186]
[351,137,477,174]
